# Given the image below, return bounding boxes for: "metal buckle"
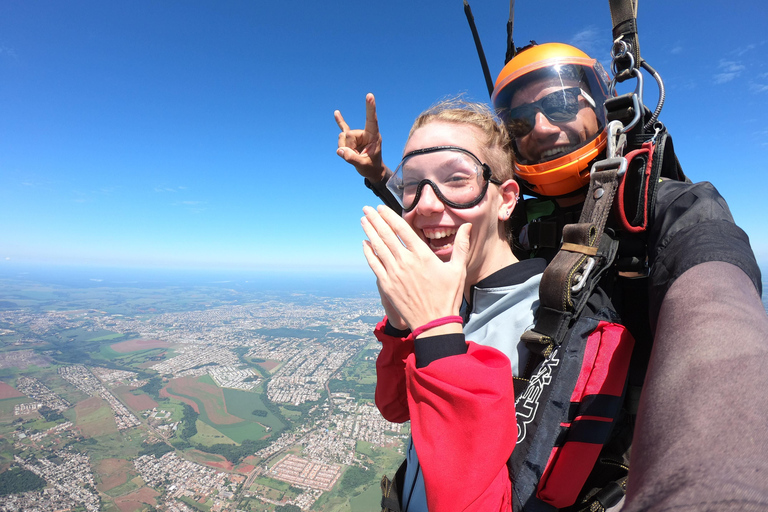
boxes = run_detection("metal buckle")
[591,157,628,178]
[571,257,596,293]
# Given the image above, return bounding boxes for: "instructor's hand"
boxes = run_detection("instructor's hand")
[335,93,387,183]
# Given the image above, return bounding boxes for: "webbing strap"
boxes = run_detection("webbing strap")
[609,0,640,80]
[538,167,622,313]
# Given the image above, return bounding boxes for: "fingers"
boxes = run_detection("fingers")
[362,239,387,279]
[376,205,424,251]
[362,206,405,260]
[450,223,473,268]
[334,109,350,132]
[364,93,379,137]
[337,142,365,165]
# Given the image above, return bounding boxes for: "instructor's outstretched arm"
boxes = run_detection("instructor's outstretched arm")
[623,261,768,511]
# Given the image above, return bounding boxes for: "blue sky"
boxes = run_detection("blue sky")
[1,0,766,273]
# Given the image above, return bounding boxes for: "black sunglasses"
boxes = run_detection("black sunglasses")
[501,87,589,138]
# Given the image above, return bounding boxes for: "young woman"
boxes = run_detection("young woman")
[361,99,546,511]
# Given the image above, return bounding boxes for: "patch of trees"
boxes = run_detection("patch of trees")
[260,394,289,429]
[38,406,64,423]
[141,377,164,399]
[282,399,322,416]
[0,467,47,497]
[251,409,268,417]
[139,442,174,459]
[275,505,302,512]
[171,440,191,451]
[193,439,266,464]
[48,339,134,372]
[339,466,374,494]
[0,301,19,310]
[232,347,249,358]
[65,435,96,448]
[179,405,198,440]
[328,380,376,399]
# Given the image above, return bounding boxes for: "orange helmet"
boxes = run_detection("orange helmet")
[492,43,612,197]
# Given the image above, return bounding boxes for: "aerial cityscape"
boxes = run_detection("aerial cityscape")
[0,268,407,511]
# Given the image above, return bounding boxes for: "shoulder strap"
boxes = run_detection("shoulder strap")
[522,163,623,359]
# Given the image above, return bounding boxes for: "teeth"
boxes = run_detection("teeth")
[423,228,457,240]
[541,145,575,160]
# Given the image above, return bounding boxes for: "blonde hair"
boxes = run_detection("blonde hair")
[408,97,515,183]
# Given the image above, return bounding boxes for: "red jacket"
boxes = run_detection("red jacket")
[375,319,517,511]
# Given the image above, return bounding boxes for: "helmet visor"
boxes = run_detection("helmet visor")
[386,146,499,213]
[494,63,609,166]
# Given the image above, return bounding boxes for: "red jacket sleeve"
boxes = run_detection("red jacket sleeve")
[406,341,517,512]
[374,318,413,423]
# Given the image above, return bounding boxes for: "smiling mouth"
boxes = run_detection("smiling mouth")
[422,227,457,251]
[540,143,578,161]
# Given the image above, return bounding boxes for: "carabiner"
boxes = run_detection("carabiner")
[606,120,627,159]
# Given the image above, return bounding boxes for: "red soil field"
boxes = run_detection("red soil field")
[159,387,199,413]
[116,389,157,412]
[206,460,234,471]
[110,339,172,354]
[236,463,255,474]
[257,360,280,371]
[161,377,241,425]
[0,382,24,399]
[96,458,134,492]
[113,487,160,512]
[187,450,234,471]
[243,455,260,465]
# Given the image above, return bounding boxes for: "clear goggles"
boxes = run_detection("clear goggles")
[386,146,501,213]
[500,87,596,138]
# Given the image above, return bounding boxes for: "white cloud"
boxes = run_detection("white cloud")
[713,73,737,84]
[154,185,187,193]
[719,60,746,73]
[0,45,18,61]
[714,60,746,84]
[171,200,208,213]
[568,27,608,58]
[732,44,757,57]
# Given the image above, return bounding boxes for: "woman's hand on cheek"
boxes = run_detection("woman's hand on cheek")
[374,281,408,331]
[361,205,471,331]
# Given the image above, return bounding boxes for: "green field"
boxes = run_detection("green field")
[190,420,236,446]
[87,333,125,342]
[0,397,29,416]
[164,386,267,444]
[222,388,284,430]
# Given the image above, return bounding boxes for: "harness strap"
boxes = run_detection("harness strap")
[539,167,622,313]
[608,0,640,81]
[561,243,599,256]
[380,459,407,512]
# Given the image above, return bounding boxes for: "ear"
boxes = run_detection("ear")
[497,179,520,221]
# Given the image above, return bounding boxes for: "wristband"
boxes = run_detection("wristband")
[410,315,463,339]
